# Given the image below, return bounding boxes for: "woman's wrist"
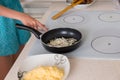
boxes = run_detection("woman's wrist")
[14,12,26,21]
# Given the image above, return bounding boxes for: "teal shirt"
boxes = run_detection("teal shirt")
[0,0,31,56]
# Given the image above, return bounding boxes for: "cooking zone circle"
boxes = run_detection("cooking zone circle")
[98,12,120,22]
[58,15,84,24]
[91,36,120,54]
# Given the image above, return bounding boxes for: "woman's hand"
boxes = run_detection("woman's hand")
[18,13,48,31]
[0,6,48,31]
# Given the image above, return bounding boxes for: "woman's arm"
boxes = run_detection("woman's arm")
[0,6,48,31]
[0,5,24,20]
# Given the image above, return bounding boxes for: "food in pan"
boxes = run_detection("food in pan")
[47,37,77,47]
[22,66,64,80]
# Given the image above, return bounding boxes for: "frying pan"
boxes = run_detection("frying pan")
[16,24,82,53]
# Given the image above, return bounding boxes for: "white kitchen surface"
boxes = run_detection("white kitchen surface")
[29,10,120,60]
[5,0,120,80]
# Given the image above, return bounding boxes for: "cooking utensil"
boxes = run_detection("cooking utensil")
[52,0,84,20]
[16,24,82,53]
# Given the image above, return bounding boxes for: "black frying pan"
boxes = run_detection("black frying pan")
[16,24,82,53]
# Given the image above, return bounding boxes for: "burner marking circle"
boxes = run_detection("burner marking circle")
[91,36,120,54]
[62,15,84,24]
[98,13,120,22]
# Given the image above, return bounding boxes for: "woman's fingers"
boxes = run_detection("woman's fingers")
[36,21,48,31]
[29,18,48,31]
[32,20,38,30]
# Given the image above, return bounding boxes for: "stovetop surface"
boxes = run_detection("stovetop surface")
[29,10,120,60]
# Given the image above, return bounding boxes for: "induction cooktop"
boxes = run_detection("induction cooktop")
[43,10,120,60]
[29,10,120,60]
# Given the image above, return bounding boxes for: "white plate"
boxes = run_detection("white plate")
[18,54,70,80]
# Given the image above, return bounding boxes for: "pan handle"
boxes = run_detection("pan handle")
[16,23,42,39]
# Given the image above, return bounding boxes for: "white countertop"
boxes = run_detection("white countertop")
[5,0,120,80]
